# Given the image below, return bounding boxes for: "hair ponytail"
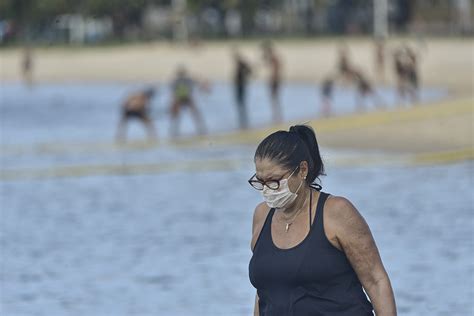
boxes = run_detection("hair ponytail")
[255,124,325,189]
[289,125,325,187]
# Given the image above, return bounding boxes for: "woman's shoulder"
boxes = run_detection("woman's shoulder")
[252,202,271,231]
[251,202,271,251]
[324,194,369,235]
[325,194,354,209]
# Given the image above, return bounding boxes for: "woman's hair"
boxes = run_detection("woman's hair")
[254,125,325,188]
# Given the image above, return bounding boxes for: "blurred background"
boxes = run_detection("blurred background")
[1,1,473,315]
[0,0,473,43]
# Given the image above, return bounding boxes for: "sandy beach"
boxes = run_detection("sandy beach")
[1,38,472,156]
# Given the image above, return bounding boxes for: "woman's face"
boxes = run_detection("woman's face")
[254,158,303,193]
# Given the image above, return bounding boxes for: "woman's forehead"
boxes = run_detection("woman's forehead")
[255,158,288,177]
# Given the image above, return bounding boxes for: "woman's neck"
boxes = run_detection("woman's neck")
[282,186,311,216]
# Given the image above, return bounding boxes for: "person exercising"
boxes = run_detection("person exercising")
[116,87,157,142]
[169,66,207,137]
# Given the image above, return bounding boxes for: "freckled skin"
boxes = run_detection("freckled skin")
[251,158,397,316]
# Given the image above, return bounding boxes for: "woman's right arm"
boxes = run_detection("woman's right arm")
[251,202,269,316]
[250,202,270,251]
[254,294,259,316]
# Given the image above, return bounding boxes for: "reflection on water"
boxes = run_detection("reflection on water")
[1,83,471,315]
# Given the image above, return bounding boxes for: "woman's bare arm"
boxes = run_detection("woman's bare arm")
[251,202,270,251]
[251,203,269,316]
[327,197,397,316]
[254,294,259,316]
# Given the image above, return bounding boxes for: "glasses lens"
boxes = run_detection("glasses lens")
[250,181,264,190]
[266,181,279,190]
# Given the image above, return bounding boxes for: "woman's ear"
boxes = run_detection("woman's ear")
[299,161,309,179]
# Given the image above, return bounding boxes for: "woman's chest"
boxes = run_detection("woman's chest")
[251,240,350,288]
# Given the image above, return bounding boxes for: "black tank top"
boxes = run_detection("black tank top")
[249,192,374,316]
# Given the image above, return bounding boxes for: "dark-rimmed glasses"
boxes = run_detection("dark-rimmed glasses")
[248,167,298,191]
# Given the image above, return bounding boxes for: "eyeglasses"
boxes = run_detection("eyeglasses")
[248,167,298,191]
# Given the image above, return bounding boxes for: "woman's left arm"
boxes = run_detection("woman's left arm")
[328,197,397,316]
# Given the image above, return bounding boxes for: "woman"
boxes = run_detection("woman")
[248,125,396,315]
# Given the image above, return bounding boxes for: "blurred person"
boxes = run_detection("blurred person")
[248,125,397,316]
[233,49,252,129]
[403,45,419,103]
[21,45,34,87]
[374,37,386,83]
[320,76,335,117]
[393,47,407,103]
[349,68,384,112]
[334,44,383,111]
[393,45,419,105]
[116,87,157,142]
[169,66,207,137]
[261,41,282,123]
[337,44,353,82]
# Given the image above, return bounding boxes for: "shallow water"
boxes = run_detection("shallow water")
[1,82,472,315]
[2,162,472,315]
[1,81,446,145]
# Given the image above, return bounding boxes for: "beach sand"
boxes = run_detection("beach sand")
[1,38,472,156]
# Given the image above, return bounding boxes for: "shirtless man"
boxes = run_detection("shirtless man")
[116,88,157,142]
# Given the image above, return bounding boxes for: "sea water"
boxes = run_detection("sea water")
[1,82,472,315]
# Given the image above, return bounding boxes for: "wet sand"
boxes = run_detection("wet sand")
[207,97,472,160]
[310,98,473,155]
[1,38,472,155]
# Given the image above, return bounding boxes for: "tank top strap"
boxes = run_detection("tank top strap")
[313,192,329,230]
[254,207,275,250]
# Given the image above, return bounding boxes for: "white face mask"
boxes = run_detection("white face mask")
[261,167,303,209]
